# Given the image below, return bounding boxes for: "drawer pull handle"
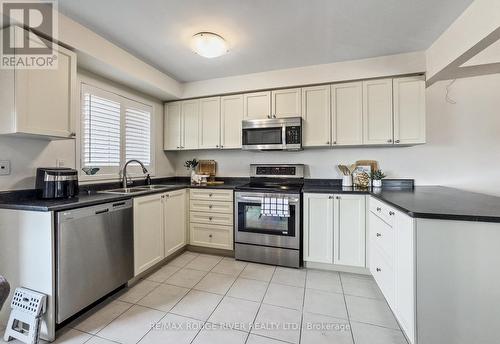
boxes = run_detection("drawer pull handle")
[376,233,381,237]
[209,217,213,221]
[208,205,213,209]
[376,267,381,272]
[209,234,213,238]
[209,193,213,197]
[389,211,395,216]
[376,207,381,212]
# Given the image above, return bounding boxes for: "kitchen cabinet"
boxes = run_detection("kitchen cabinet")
[199,97,221,149]
[393,76,426,145]
[164,101,182,150]
[221,94,244,149]
[304,193,366,267]
[362,78,394,145]
[164,99,200,150]
[369,196,415,344]
[244,91,271,119]
[133,193,165,275]
[189,189,233,250]
[182,99,200,150]
[0,29,77,139]
[331,82,363,146]
[333,194,366,267]
[303,193,334,263]
[301,85,331,147]
[271,88,301,118]
[164,189,187,256]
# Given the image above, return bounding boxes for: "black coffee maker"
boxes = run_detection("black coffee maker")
[35,168,79,199]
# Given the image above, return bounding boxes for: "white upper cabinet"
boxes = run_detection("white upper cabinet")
[221,94,244,149]
[0,33,77,139]
[393,76,426,145]
[331,82,363,146]
[181,99,200,150]
[244,91,271,119]
[301,85,331,147]
[164,101,182,150]
[199,97,221,149]
[303,193,334,264]
[362,78,394,145]
[333,194,366,267]
[271,88,301,118]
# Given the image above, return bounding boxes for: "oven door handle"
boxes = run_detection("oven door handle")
[236,195,300,203]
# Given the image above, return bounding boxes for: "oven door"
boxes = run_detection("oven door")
[242,126,284,150]
[235,192,300,249]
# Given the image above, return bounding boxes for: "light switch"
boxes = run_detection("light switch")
[0,160,11,175]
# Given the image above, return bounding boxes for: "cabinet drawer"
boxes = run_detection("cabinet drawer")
[190,211,233,226]
[190,223,233,250]
[190,189,233,202]
[190,200,233,214]
[369,212,395,262]
[370,246,395,308]
[369,197,395,226]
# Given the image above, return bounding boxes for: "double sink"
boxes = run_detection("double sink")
[99,184,185,195]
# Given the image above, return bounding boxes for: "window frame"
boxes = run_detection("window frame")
[77,81,156,182]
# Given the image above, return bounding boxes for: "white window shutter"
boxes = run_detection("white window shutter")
[82,93,121,167]
[125,107,152,166]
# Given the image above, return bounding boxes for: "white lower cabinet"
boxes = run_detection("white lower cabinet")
[303,193,366,267]
[369,196,415,344]
[164,189,187,256]
[134,189,188,276]
[333,194,366,267]
[133,193,165,275]
[189,189,234,250]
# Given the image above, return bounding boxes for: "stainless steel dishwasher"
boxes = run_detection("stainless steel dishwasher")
[56,199,133,323]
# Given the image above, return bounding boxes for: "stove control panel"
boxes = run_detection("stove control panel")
[251,164,304,178]
[256,166,296,176]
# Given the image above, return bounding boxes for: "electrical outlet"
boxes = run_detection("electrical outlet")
[0,160,11,175]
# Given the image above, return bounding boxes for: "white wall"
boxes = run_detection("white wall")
[0,71,176,191]
[175,73,500,196]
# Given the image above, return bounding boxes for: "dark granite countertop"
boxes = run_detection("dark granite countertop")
[303,180,500,223]
[2,177,500,223]
[0,177,248,212]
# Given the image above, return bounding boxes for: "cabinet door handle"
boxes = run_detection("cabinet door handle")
[389,211,395,216]
[209,234,213,238]
[326,141,330,145]
[208,205,213,209]
[69,132,76,137]
[387,139,393,143]
[216,145,219,148]
[336,196,340,200]
[273,114,277,118]
[376,233,382,237]
[376,207,382,212]
[328,196,334,199]
[395,140,400,144]
[333,141,337,145]
[209,193,213,197]
[376,267,381,272]
[209,217,213,221]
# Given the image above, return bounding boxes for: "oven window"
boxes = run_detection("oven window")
[238,202,295,237]
[243,128,282,145]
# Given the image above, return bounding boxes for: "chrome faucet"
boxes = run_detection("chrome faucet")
[121,159,148,188]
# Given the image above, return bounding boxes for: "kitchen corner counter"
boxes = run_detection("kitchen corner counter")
[303,183,500,223]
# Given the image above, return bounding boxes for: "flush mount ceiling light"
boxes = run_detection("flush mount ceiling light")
[191,32,228,58]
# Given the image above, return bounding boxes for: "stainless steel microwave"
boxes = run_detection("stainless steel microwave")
[241,117,302,151]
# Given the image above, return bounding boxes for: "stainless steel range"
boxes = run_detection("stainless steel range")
[234,164,304,268]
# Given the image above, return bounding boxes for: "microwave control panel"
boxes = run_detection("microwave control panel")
[285,126,301,144]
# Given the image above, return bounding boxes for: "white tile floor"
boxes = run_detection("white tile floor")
[1,251,408,344]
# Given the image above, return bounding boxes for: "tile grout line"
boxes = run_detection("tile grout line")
[298,268,308,344]
[339,273,356,344]
[189,255,248,344]
[245,265,276,344]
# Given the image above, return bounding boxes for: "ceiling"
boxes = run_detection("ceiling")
[58,0,473,82]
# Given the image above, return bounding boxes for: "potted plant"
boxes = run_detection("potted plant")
[372,169,386,187]
[184,159,199,184]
